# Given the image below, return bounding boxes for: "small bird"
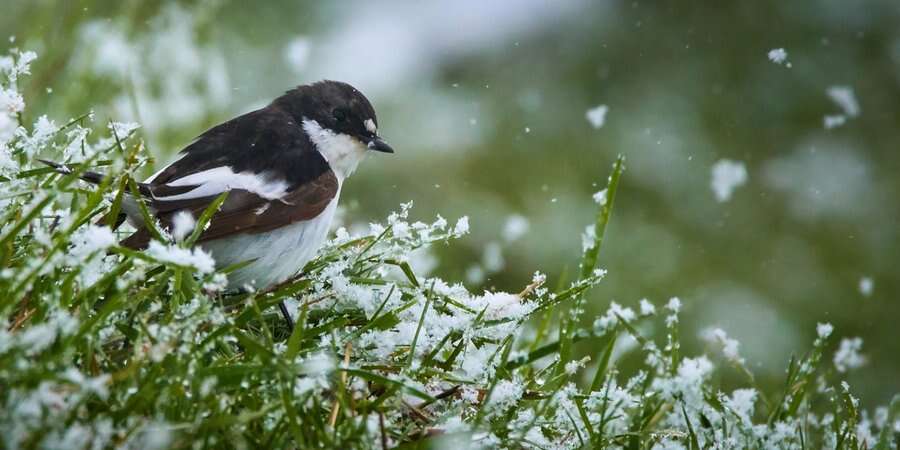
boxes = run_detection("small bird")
[46,80,392,291]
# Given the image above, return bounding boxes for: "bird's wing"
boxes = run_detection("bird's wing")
[121,169,338,249]
[121,105,338,249]
[148,105,329,189]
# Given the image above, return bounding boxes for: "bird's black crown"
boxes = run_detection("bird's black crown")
[273,80,378,141]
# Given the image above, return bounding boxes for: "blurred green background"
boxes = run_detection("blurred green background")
[3,0,898,404]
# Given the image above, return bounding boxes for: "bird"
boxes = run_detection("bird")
[44,80,393,292]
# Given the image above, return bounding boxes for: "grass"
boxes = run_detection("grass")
[1,49,899,450]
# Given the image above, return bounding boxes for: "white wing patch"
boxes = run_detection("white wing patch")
[144,153,186,183]
[155,166,289,201]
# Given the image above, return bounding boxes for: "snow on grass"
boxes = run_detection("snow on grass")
[710,159,748,202]
[817,322,834,338]
[585,104,609,129]
[1,47,897,450]
[108,121,140,139]
[146,240,215,273]
[170,211,196,242]
[592,187,608,205]
[834,337,867,372]
[701,327,745,365]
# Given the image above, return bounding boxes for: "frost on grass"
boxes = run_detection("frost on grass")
[700,327,744,365]
[710,158,748,202]
[1,47,897,449]
[585,104,609,129]
[834,337,867,372]
[146,241,215,273]
[170,210,196,242]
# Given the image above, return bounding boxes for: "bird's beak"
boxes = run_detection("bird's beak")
[367,137,394,153]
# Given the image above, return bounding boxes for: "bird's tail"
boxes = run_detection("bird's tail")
[38,159,130,230]
[38,159,106,185]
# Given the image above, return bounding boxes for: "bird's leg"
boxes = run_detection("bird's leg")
[264,273,308,333]
[278,301,295,332]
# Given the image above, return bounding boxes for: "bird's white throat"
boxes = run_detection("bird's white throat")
[302,119,368,180]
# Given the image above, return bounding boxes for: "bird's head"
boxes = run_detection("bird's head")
[275,80,393,155]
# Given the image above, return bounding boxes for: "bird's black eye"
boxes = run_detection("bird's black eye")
[332,108,347,122]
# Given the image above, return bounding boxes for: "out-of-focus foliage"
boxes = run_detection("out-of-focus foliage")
[2,0,898,407]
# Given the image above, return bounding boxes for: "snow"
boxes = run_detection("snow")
[767,48,790,67]
[108,121,140,139]
[17,311,78,355]
[834,337,866,372]
[593,301,636,334]
[592,188,607,205]
[146,241,215,273]
[823,114,847,130]
[822,86,860,129]
[700,327,744,364]
[581,224,596,252]
[502,214,529,242]
[585,104,608,129]
[488,379,524,412]
[666,297,682,313]
[17,115,57,157]
[858,276,874,297]
[639,298,656,316]
[69,225,116,259]
[826,86,860,117]
[482,241,504,272]
[0,87,25,113]
[564,358,588,375]
[466,265,485,284]
[710,159,748,202]
[477,291,535,321]
[453,216,470,235]
[170,211,196,241]
[283,36,312,73]
[73,5,231,135]
[816,322,833,339]
[724,388,757,426]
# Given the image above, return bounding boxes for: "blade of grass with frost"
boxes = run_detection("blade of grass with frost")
[185,191,230,246]
[0,164,83,250]
[384,258,420,287]
[406,288,432,368]
[581,155,624,279]
[285,301,311,359]
[105,141,147,226]
[8,171,111,298]
[340,368,435,401]
[472,336,517,426]
[875,395,900,450]
[589,327,618,391]
[556,156,624,381]
[681,403,702,450]
[126,177,165,242]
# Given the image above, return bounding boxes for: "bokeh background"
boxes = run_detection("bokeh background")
[3,0,898,404]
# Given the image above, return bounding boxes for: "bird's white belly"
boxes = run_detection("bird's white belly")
[201,195,340,289]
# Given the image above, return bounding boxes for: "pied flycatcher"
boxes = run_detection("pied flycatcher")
[47,80,392,289]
